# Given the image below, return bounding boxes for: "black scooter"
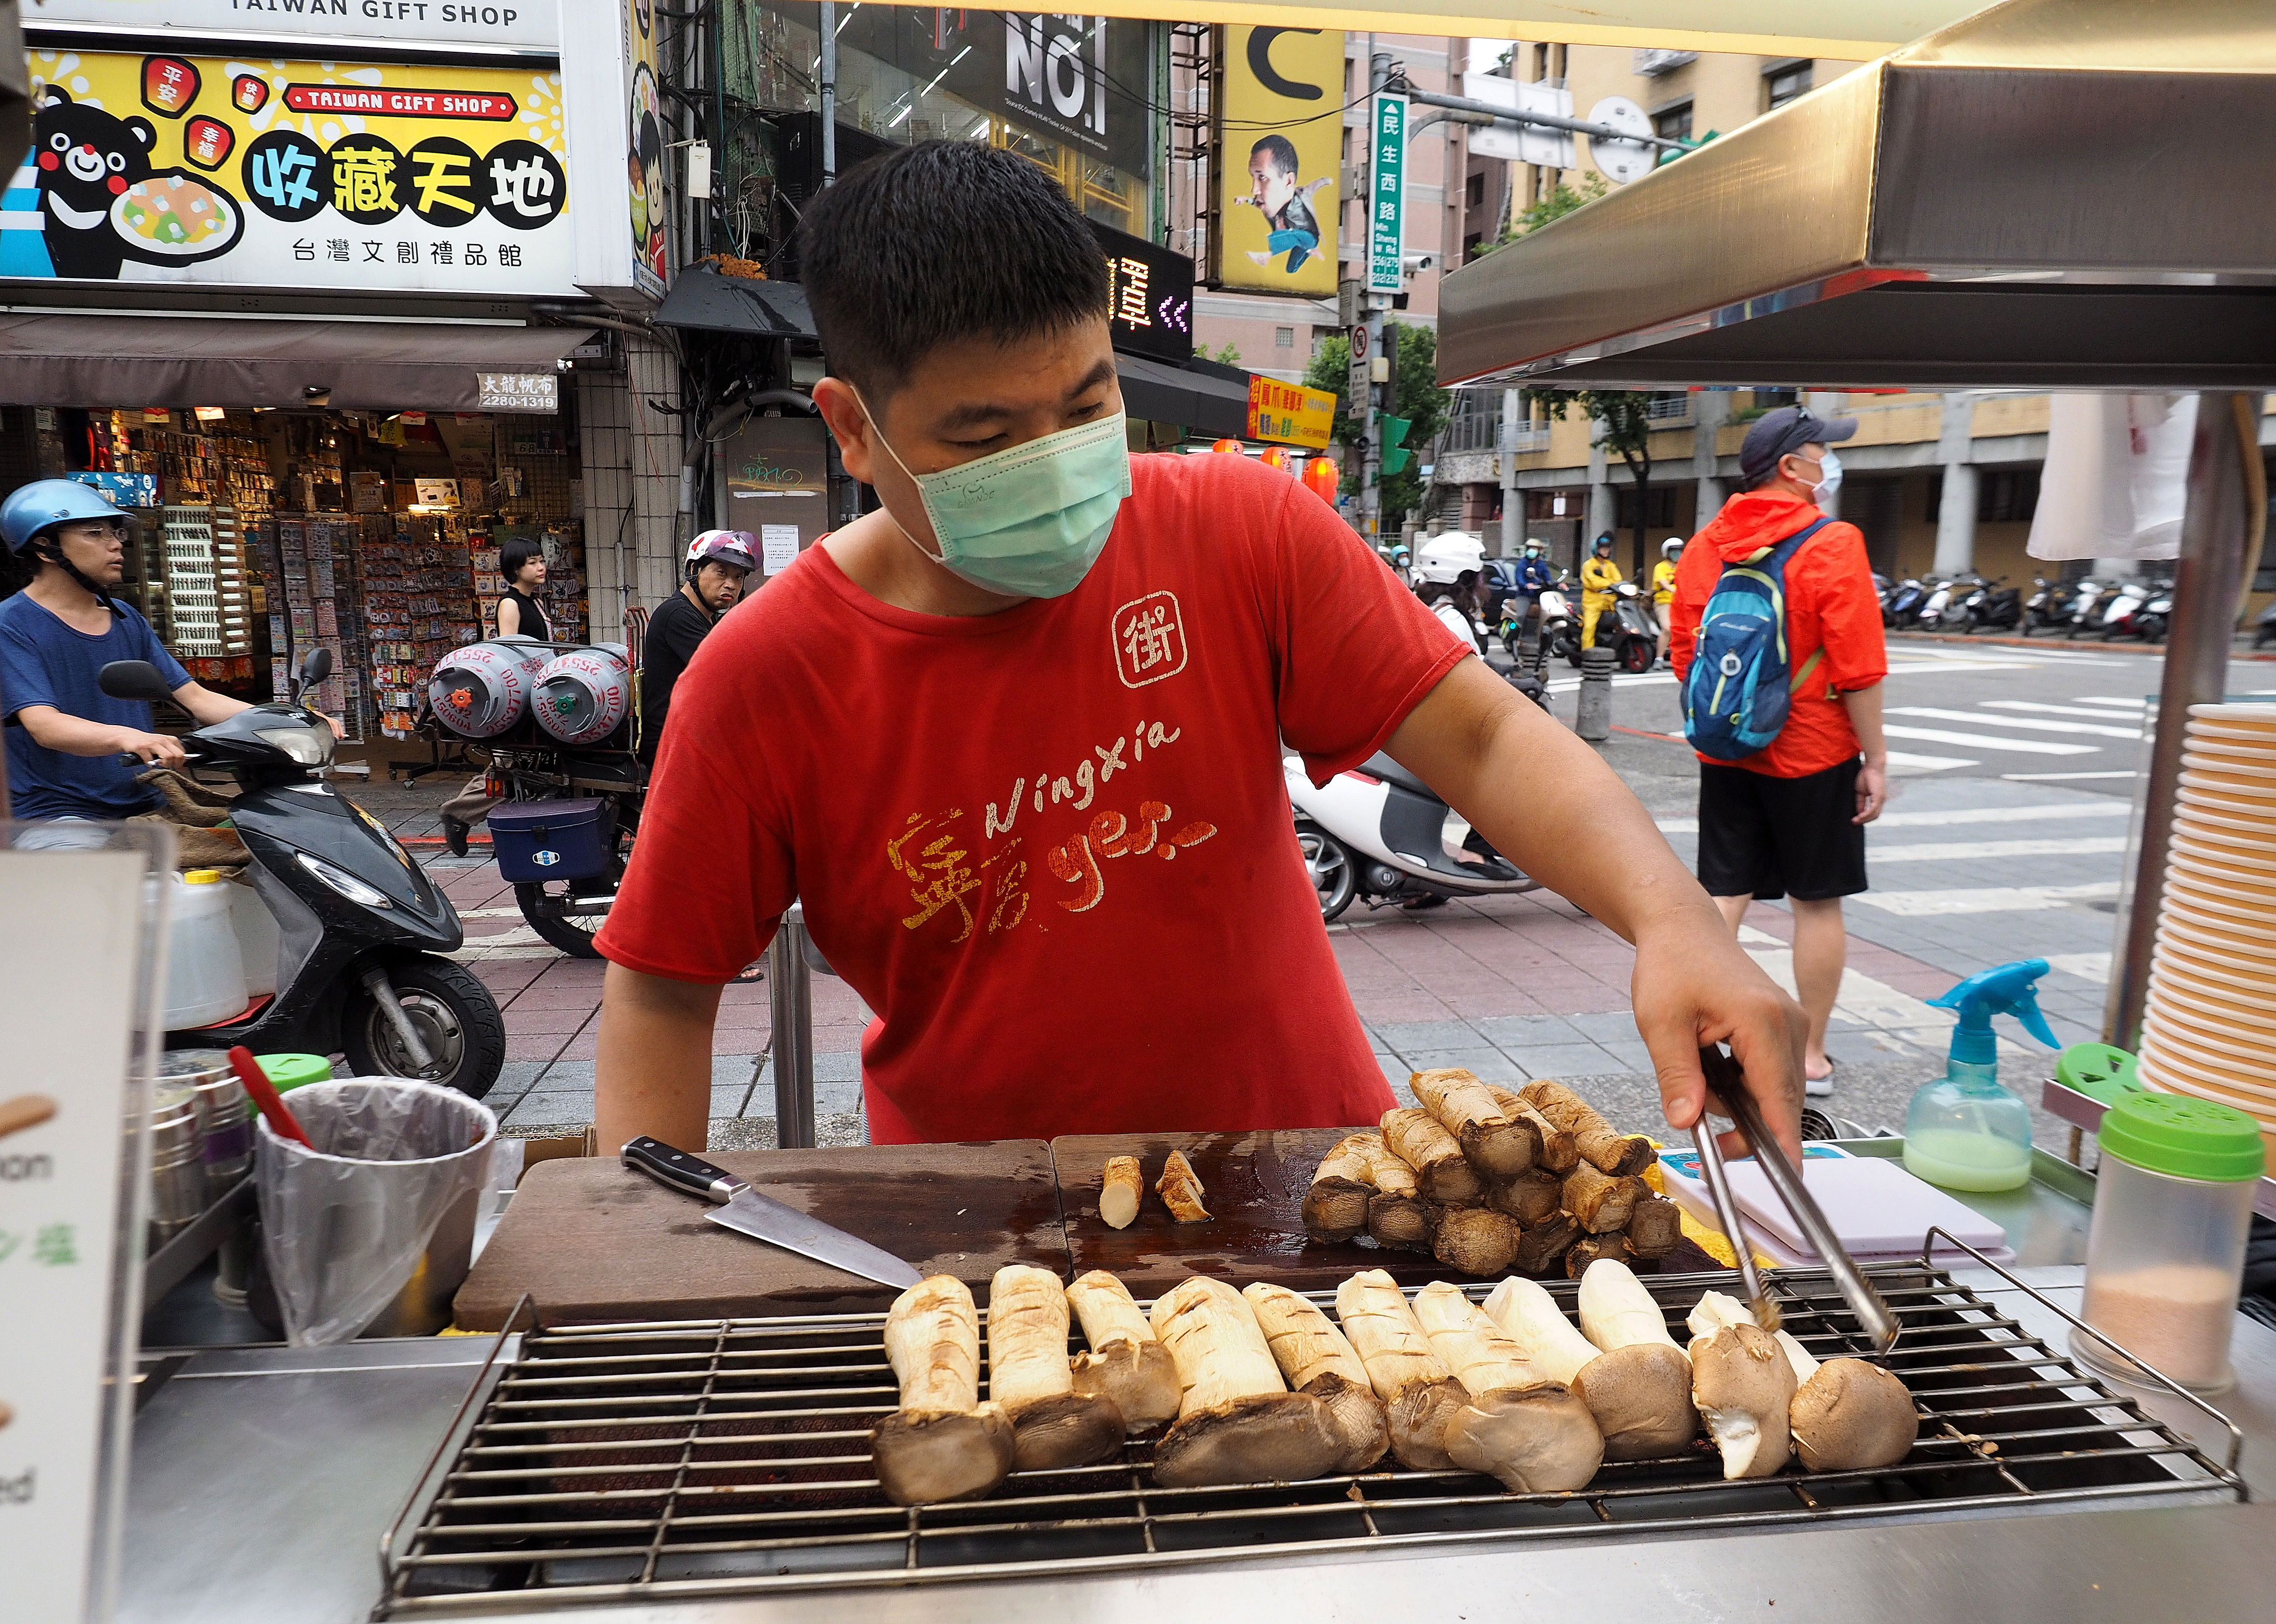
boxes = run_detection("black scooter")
[99,651,504,1099]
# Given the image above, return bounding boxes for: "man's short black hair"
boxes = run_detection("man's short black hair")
[500,537,543,584]
[1250,134,1299,177]
[797,141,1110,403]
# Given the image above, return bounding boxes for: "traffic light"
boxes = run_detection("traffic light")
[1380,413,1412,476]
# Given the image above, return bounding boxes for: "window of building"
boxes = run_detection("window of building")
[1645,391,1690,422]
[1465,171,1486,208]
[1765,60,1814,110]
[1274,326,1295,349]
[1614,485,1680,530]
[1652,101,1693,143]
[1977,468,2041,524]
[1750,388,1799,411]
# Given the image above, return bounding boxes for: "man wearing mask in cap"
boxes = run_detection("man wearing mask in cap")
[591,141,1810,1158]
[1669,405,1888,1098]
[1510,538,1555,652]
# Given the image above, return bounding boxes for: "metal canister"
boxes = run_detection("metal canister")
[159,1049,255,1200]
[147,1081,206,1252]
[158,1049,257,1302]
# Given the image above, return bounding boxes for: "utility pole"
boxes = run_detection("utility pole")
[1500,386,1521,556]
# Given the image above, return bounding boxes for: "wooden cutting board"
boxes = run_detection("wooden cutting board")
[1053,1130,1718,1298]
[453,1140,1067,1330]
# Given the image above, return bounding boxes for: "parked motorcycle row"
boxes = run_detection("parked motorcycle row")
[1878,568,2176,642]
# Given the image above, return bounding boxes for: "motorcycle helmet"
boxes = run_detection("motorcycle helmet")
[1522,538,1544,557]
[1661,537,1684,559]
[685,528,759,577]
[2,477,134,616]
[1592,533,1614,555]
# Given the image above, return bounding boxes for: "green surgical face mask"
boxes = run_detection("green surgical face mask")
[860,392,1132,599]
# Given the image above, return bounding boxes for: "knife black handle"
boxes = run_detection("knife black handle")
[622,1136,746,1203]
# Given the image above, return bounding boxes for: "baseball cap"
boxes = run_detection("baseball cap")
[1740,405,1857,485]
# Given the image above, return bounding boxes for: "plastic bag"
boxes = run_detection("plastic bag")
[254,1078,496,1346]
[2027,392,2196,563]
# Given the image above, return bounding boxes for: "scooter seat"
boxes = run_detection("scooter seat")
[1361,752,1438,801]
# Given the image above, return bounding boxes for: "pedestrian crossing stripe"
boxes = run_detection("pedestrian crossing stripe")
[1883,724,2097,756]
[1889,705,2140,740]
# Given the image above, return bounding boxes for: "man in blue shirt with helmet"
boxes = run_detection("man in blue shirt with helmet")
[0,479,258,837]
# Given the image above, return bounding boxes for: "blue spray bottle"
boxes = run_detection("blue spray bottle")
[1903,959,2058,1193]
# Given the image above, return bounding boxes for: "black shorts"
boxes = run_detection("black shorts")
[1696,757,1867,902]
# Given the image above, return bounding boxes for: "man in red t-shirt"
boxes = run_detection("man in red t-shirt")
[1669,406,1890,1099]
[593,141,1807,1157]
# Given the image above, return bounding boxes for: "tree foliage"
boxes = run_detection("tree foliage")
[1477,174,1607,255]
[1300,320,1449,523]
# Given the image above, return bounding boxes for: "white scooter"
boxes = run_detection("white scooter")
[1288,753,1544,921]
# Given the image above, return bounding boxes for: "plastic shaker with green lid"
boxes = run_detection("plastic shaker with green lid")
[252,1054,332,1093]
[2074,1090,2266,1395]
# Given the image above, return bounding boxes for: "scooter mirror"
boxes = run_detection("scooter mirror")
[98,659,174,703]
[300,646,334,688]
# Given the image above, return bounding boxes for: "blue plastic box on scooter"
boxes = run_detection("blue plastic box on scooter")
[487,798,614,884]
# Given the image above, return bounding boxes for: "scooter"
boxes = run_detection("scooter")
[2134,582,2174,644]
[1287,753,1544,922]
[2064,577,2108,638]
[1537,578,1581,668]
[98,650,505,1099]
[2098,575,2163,641]
[1963,575,2022,633]
[2021,575,2072,636]
[1913,574,1960,631]
[1602,580,1660,673]
[2255,598,2276,650]
[1883,575,1928,627]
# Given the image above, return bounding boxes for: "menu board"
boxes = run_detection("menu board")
[0,842,161,1623]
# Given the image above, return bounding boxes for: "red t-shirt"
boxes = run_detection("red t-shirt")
[1668,489,1888,778]
[596,452,1468,1143]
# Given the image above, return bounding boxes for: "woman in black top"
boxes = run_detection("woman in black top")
[496,537,552,639]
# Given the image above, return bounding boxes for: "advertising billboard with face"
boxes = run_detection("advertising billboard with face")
[1212,25,1341,297]
[0,48,575,294]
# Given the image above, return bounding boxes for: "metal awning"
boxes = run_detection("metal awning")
[652,266,816,338]
[1116,352,1252,440]
[1437,0,2276,392]
[0,314,593,410]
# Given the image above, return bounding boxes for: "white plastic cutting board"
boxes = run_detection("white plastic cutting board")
[1722,1154,2008,1258]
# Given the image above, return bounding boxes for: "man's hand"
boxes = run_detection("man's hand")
[1385,657,1808,1165]
[1852,756,1886,825]
[1631,911,1808,1167]
[115,727,185,770]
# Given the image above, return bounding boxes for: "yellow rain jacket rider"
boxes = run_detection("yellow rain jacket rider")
[1581,536,1623,650]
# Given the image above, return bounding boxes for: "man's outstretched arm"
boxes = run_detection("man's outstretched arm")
[1385,656,1808,1164]
[593,961,725,1152]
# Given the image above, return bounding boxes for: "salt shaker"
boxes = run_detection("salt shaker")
[2073,1092,2265,1395]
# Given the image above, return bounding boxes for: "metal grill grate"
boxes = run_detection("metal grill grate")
[376,1260,2245,1616]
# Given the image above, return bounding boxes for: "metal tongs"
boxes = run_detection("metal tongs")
[1694,1044,1899,1353]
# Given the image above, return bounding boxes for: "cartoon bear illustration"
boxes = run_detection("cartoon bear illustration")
[32,87,157,279]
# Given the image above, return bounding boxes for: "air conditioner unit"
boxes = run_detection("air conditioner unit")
[1632,49,1698,76]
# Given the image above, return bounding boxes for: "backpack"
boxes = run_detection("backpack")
[1680,516,1834,761]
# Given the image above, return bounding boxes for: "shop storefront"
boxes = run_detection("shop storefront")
[0,21,616,755]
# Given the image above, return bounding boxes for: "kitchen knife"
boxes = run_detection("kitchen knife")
[622,1137,924,1289]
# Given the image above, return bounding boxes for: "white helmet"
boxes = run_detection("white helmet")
[1414,531,1487,585]
[1662,537,1685,558]
[685,529,758,575]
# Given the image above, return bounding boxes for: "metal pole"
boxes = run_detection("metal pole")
[1401,86,1690,152]
[818,1,837,188]
[1361,48,1390,549]
[1500,385,1522,556]
[769,901,817,1148]
[2105,392,2262,1049]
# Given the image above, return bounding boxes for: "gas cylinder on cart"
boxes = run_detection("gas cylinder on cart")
[427,637,548,738]
[530,643,632,745]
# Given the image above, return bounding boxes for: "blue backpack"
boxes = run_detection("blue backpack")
[1680,516,1833,761]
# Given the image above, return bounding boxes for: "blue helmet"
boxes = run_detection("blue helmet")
[2,478,132,553]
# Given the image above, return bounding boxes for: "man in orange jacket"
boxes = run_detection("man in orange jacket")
[1670,406,1889,1098]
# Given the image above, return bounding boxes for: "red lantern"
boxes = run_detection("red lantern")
[184,116,234,170]
[1210,438,1243,454]
[1302,456,1341,505]
[141,56,201,118]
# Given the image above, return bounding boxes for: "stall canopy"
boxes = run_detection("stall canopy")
[0,315,596,411]
[1116,352,1253,441]
[651,266,816,338]
[866,0,1971,57]
[1437,0,2276,392]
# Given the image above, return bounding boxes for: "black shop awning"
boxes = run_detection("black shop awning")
[0,314,594,411]
[1117,352,1250,440]
[652,266,816,338]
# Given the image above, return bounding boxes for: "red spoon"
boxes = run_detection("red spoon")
[228,1045,313,1148]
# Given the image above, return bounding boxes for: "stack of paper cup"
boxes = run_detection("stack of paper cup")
[2138,703,2276,1159]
